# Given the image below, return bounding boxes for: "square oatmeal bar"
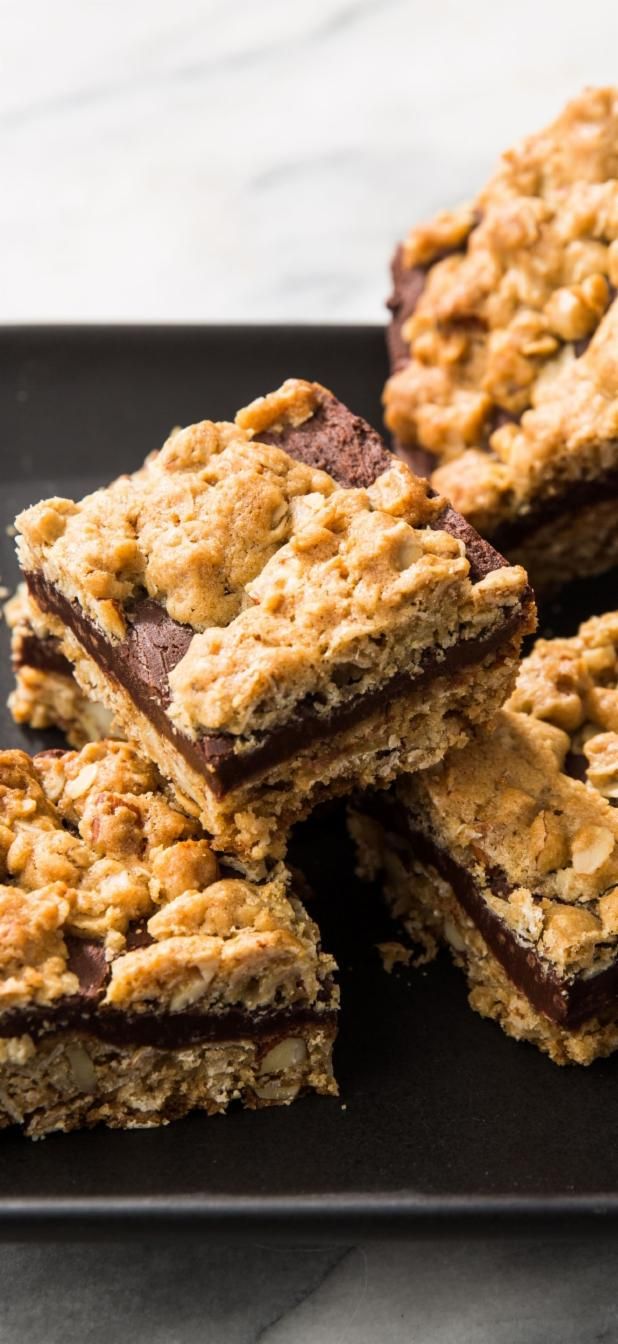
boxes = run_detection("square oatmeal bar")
[0,740,337,1136]
[16,379,533,869]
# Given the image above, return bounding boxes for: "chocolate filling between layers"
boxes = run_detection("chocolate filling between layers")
[386,247,427,371]
[22,391,529,797]
[248,392,512,583]
[15,630,73,679]
[370,799,618,1030]
[257,392,394,488]
[490,468,618,550]
[0,931,337,1050]
[26,571,531,802]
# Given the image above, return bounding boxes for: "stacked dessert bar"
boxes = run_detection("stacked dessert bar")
[2,378,533,1134]
[385,87,618,594]
[3,87,618,1141]
[17,382,530,870]
[0,742,338,1135]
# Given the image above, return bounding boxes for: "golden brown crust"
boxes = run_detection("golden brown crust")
[0,1023,338,1135]
[0,741,335,1015]
[387,610,618,981]
[16,379,529,745]
[385,88,618,535]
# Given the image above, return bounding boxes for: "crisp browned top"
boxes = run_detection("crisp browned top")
[16,378,528,741]
[0,741,332,1013]
[385,88,618,532]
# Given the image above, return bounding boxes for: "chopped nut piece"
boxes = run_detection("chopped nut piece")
[571,826,614,875]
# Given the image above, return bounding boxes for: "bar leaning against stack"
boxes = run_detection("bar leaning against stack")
[15,378,534,872]
[385,86,618,593]
[351,612,618,1065]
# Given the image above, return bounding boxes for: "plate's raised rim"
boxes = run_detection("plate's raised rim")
[0,321,387,335]
[3,1191,618,1241]
[1,321,615,1241]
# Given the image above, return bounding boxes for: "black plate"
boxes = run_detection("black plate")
[1,325,618,1242]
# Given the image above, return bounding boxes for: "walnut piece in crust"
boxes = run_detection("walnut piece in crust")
[385,88,618,538]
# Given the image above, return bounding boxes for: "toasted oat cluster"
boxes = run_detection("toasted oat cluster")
[511,610,618,797]
[17,380,527,743]
[385,87,618,536]
[0,742,331,1014]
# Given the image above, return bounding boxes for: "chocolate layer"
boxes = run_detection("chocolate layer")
[256,389,509,581]
[491,467,618,550]
[386,230,482,373]
[386,248,427,370]
[0,992,335,1051]
[15,630,73,679]
[394,448,618,551]
[374,803,618,1030]
[258,391,393,488]
[26,571,531,801]
[0,927,336,1049]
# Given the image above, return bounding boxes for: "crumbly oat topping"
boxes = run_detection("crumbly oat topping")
[385,88,618,531]
[0,742,331,1014]
[510,610,618,796]
[17,395,337,637]
[16,379,529,741]
[398,610,618,978]
[167,464,524,738]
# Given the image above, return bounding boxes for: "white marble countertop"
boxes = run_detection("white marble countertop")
[3,0,618,324]
[2,1,618,1339]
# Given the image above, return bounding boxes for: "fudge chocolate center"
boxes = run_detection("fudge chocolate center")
[26,570,531,801]
[1,927,336,1049]
[373,803,618,1030]
[16,630,73,679]
[258,394,393,488]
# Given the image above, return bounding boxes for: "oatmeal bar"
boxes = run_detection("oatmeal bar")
[16,378,534,869]
[385,87,618,592]
[5,586,118,748]
[351,611,618,1065]
[0,739,337,1136]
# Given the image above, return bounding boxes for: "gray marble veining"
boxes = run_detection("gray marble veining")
[2,0,617,323]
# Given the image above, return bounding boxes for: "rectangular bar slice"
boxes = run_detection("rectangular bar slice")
[351,611,618,1065]
[385,87,618,593]
[0,740,337,1136]
[5,586,118,748]
[16,378,534,869]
